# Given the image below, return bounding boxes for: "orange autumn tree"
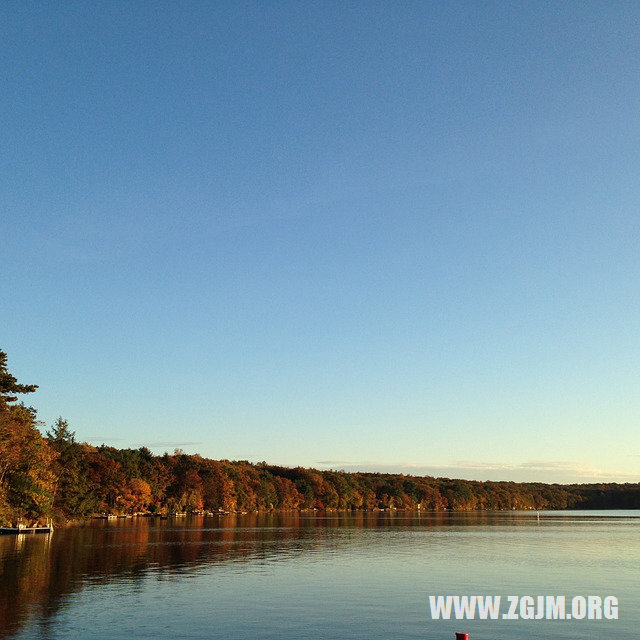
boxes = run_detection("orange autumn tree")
[118,478,153,513]
[0,350,56,525]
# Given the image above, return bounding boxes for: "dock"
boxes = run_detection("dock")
[0,525,53,535]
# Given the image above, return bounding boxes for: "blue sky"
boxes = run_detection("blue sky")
[2,1,639,482]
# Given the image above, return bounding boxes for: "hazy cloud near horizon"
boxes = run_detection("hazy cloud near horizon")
[315,459,639,484]
[139,442,203,448]
[83,438,203,449]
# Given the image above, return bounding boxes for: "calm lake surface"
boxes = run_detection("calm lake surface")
[1,511,637,640]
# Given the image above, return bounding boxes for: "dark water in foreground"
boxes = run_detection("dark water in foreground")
[0,511,637,640]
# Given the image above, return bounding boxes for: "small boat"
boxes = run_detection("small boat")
[0,524,54,535]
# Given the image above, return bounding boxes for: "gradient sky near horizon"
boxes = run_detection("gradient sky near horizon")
[2,2,639,483]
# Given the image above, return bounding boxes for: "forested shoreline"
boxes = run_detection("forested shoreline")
[1,350,638,526]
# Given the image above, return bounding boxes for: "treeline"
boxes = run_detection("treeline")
[1,350,639,525]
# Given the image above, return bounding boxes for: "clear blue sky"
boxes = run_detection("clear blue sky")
[2,1,639,482]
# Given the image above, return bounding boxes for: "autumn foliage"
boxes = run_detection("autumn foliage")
[0,350,638,525]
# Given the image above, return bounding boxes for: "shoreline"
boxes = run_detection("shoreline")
[49,506,640,528]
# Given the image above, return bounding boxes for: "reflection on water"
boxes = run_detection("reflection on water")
[1,511,638,639]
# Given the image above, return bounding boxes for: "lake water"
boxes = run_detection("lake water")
[1,511,637,640]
